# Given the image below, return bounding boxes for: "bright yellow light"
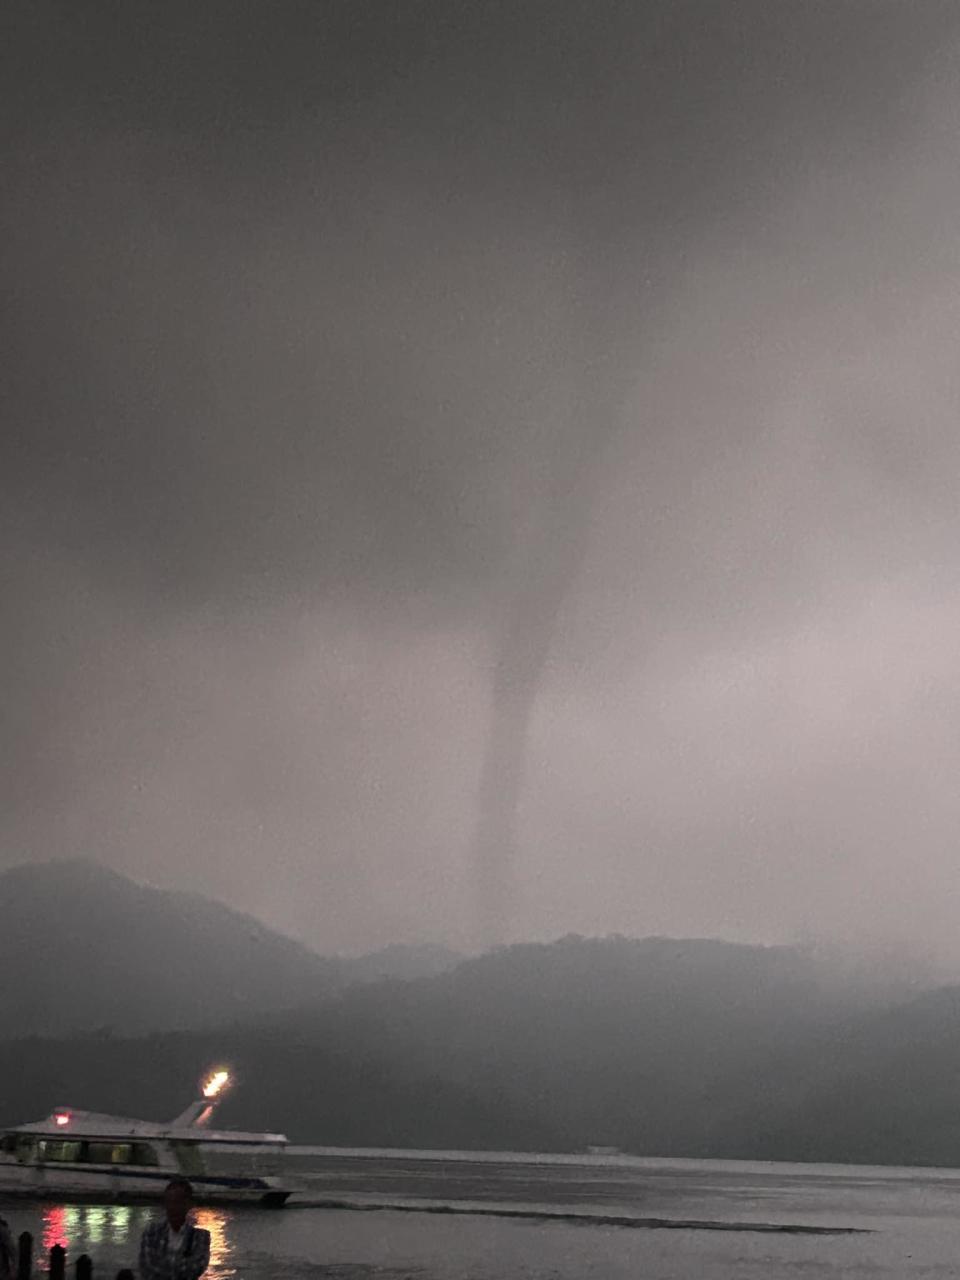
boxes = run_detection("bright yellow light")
[201,1069,230,1099]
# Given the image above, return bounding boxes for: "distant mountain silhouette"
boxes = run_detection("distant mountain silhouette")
[0,859,355,1036]
[1,925,934,1163]
[255,934,891,1155]
[340,942,464,984]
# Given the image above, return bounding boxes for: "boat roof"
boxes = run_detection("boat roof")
[10,1110,287,1145]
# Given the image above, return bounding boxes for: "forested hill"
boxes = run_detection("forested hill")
[2,931,946,1165]
[0,860,339,1034]
[0,860,459,1036]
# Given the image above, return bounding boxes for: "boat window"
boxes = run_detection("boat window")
[84,1142,135,1165]
[37,1140,83,1163]
[172,1141,206,1176]
[132,1143,159,1166]
[0,1135,16,1154]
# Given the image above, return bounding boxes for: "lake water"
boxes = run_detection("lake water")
[5,1148,960,1278]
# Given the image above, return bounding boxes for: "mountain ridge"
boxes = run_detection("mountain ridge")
[2,860,954,1168]
[0,859,461,1037]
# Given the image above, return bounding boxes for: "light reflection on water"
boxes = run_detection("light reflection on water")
[194,1209,234,1279]
[81,1204,134,1246]
[41,1205,71,1252]
[39,1203,205,1273]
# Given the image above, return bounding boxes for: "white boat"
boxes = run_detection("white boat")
[0,1069,290,1206]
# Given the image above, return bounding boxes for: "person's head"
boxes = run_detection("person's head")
[163,1178,195,1230]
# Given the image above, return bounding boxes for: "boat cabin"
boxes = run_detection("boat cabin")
[0,1079,291,1205]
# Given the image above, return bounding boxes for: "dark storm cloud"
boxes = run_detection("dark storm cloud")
[3,1,960,957]
[4,0,948,611]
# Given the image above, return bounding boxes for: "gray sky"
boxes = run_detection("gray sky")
[4,1,960,963]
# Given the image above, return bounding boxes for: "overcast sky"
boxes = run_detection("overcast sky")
[4,1,960,963]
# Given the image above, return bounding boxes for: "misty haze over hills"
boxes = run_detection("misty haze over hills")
[1,861,959,1168]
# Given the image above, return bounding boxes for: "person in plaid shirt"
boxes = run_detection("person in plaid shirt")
[138,1179,210,1280]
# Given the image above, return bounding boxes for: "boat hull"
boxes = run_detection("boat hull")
[0,1160,290,1206]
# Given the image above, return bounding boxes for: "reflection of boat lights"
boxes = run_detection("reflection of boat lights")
[43,1204,142,1263]
[107,1205,133,1244]
[201,1069,230,1100]
[84,1207,107,1246]
[193,1209,234,1279]
[42,1206,77,1252]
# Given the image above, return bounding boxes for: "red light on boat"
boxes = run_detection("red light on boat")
[54,1110,70,1127]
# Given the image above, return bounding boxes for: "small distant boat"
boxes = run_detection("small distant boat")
[586,1145,621,1156]
[0,1068,290,1206]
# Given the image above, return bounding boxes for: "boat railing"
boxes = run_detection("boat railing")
[15,1231,135,1280]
